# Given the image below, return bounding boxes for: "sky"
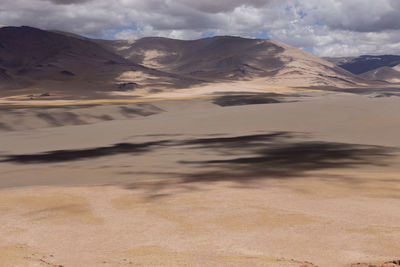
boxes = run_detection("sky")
[1,0,400,57]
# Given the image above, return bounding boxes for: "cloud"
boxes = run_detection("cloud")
[1,0,400,56]
[268,0,400,56]
[297,0,400,32]
[175,0,274,13]
[45,0,92,5]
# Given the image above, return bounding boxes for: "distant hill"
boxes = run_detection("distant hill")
[0,26,196,97]
[96,36,286,80]
[96,36,368,88]
[360,64,400,83]
[325,55,400,75]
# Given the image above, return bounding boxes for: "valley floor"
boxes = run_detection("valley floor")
[1,90,400,267]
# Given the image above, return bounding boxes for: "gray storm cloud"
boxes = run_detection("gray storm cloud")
[302,0,400,32]
[1,0,400,56]
[176,0,275,13]
[45,0,92,5]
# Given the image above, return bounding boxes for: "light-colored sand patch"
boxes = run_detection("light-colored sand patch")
[140,80,300,99]
[112,246,304,266]
[0,193,103,225]
[115,246,303,266]
[115,39,136,51]
[141,50,176,69]
[1,182,400,267]
[393,64,400,72]
[347,226,400,235]
[388,78,400,83]
[214,209,317,232]
[114,246,194,265]
[0,96,211,107]
[0,244,58,267]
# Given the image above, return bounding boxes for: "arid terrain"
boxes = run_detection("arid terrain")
[1,26,400,267]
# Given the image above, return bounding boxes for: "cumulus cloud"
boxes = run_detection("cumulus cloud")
[1,0,400,56]
[269,0,400,56]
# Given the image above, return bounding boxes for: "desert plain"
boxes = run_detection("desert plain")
[1,87,400,267]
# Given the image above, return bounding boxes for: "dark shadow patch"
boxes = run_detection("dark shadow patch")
[117,82,139,91]
[58,112,86,125]
[126,134,395,188]
[40,92,50,97]
[374,92,400,98]
[119,104,164,117]
[36,113,63,126]
[120,106,156,117]
[105,60,118,65]
[1,133,396,191]
[305,86,400,96]
[36,112,85,126]
[180,141,394,182]
[213,95,282,107]
[0,122,12,131]
[181,132,291,149]
[93,114,113,121]
[130,134,184,138]
[1,141,170,163]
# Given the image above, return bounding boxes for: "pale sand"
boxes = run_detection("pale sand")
[2,178,400,267]
[1,92,400,266]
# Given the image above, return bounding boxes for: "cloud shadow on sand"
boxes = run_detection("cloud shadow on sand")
[121,133,397,197]
[213,95,282,107]
[1,132,397,188]
[179,140,393,182]
[1,141,169,163]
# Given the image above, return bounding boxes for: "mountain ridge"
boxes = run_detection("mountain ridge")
[0,26,381,99]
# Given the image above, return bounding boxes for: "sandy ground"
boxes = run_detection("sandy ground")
[1,91,400,266]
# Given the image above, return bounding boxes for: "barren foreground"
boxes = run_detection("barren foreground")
[1,91,400,267]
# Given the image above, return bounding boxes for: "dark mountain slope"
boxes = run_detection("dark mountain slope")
[0,26,198,97]
[325,55,400,75]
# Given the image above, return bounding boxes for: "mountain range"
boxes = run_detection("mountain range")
[0,26,397,99]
